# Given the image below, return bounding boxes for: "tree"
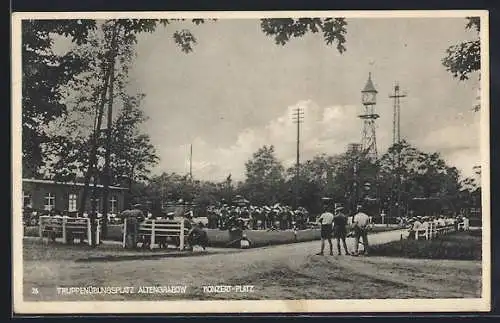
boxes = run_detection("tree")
[243,145,285,205]
[442,17,480,82]
[22,20,98,177]
[442,17,480,111]
[260,18,347,53]
[283,154,341,213]
[110,94,159,189]
[22,18,207,178]
[378,140,463,217]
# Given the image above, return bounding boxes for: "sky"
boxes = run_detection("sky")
[57,17,483,183]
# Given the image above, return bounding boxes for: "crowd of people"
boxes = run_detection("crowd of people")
[204,203,312,231]
[404,214,469,239]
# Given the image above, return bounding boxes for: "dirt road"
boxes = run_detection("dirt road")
[23,229,481,301]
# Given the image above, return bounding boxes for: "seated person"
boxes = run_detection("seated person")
[187,222,208,251]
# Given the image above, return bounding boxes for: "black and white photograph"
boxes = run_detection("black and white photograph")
[12,10,490,314]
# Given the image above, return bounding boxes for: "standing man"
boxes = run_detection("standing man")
[174,199,186,219]
[333,205,350,256]
[352,205,370,256]
[316,200,335,256]
[122,203,145,249]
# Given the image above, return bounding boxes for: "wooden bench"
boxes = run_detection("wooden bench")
[123,218,189,250]
[38,215,101,245]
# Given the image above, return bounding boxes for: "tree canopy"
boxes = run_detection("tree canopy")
[441,17,480,82]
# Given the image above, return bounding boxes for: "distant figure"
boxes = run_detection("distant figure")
[187,222,209,251]
[174,199,186,218]
[352,205,370,256]
[316,203,334,256]
[333,206,350,256]
[408,217,422,240]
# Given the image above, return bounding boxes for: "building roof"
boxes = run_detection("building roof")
[362,72,377,93]
[22,178,128,190]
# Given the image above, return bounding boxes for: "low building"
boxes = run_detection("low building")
[22,178,127,215]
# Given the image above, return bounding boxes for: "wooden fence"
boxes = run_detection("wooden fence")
[414,219,470,240]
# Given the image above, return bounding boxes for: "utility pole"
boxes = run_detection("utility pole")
[389,82,407,223]
[389,82,406,145]
[292,108,304,209]
[189,144,193,179]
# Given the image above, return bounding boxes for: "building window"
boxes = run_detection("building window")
[23,191,32,209]
[68,193,78,212]
[44,192,56,211]
[110,196,117,213]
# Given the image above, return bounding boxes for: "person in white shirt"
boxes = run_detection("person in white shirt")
[412,218,422,231]
[352,205,370,256]
[420,218,429,230]
[408,218,421,239]
[316,203,334,256]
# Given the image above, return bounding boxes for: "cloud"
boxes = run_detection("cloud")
[152,99,481,182]
[154,100,367,182]
[417,121,480,177]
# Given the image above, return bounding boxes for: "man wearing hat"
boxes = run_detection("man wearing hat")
[316,199,335,256]
[333,205,350,256]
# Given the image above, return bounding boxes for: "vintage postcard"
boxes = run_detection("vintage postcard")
[12,10,490,314]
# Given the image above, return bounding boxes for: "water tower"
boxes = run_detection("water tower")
[359,73,379,160]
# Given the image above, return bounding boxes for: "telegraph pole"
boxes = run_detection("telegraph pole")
[389,82,406,145]
[189,144,193,179]
[292,108,304,208]
[389,82,407,222]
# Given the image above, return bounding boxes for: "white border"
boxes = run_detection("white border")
[11,10,491,314]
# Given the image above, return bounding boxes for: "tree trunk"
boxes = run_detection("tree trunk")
[90,172,99,247]
[101,22,120,240]
[79,58,112,216]
[126,168,135,208]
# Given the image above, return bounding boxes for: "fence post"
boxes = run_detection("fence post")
[150,220,156,250]
[179,220,185,251]
[96,219,100,245]
[425,226,429,240]
[62,217,67,244]
[122,218,127,248]
[38,217,43,241]
[87,217,92,246]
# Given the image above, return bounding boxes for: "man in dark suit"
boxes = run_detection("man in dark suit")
[333,205,350,256]
[122,204,145,249]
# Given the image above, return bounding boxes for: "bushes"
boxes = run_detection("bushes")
[369,231,482,260]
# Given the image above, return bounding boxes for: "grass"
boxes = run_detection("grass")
[369,230,482,260]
